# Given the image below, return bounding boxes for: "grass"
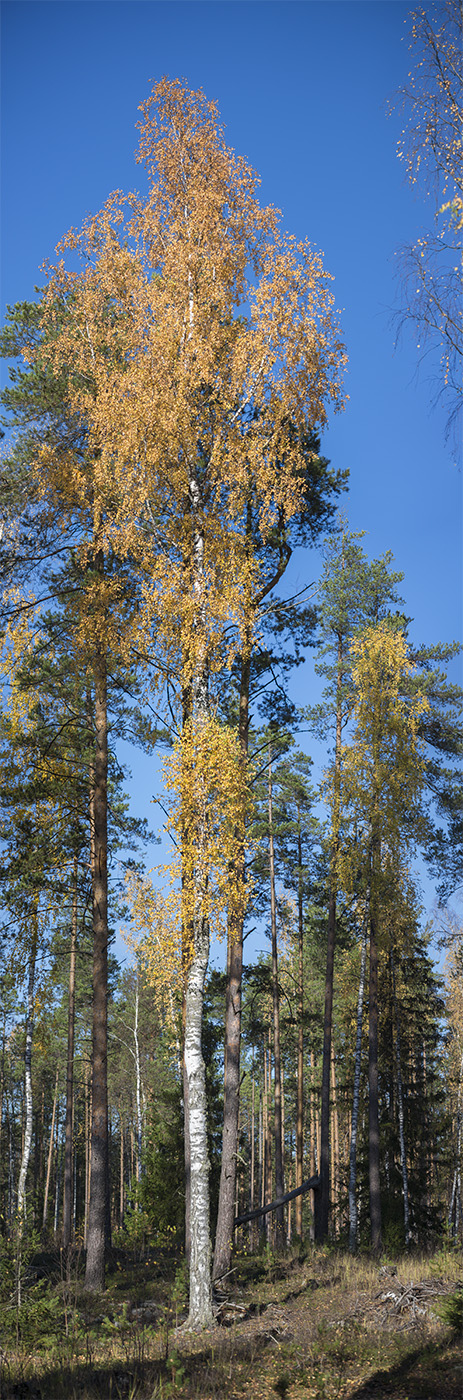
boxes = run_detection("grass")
[0,1242,461,1399]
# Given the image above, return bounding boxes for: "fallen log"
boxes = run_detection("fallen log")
[235,1174,320,1227]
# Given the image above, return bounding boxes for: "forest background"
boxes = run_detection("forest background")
[0,0,462,1366]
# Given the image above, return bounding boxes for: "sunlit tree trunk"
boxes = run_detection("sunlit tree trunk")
[448,1047,463,1239]
[183,463,212,1329]
[134,976,143,1186]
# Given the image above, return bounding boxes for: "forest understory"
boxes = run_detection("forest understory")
[0,1244,461,1400]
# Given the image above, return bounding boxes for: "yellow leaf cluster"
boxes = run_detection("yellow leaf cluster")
[163,714,252,947]
[334,624,429,894]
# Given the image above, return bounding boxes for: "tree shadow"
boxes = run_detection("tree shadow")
[348,1333,461,1399]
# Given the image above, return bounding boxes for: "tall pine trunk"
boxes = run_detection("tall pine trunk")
[63,857,78,1253]
[85,641,109,1291]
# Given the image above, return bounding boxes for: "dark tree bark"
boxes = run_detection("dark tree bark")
[63,856,78,1254]
[85,641,109,1292]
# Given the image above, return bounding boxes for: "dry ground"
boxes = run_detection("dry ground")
[0,1245,461,1400]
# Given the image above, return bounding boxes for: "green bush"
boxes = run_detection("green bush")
[436,1287,463,1333]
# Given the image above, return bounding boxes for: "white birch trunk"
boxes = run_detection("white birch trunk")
[183,460,212,1329]
[391,946,410,1249]
[348,886,369,1254]
[134,979,143,1186]
[17,916,38,1310]
[448,1047,463,1238]
[17,918,38,1225]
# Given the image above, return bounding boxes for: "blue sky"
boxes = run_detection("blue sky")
[2,0,461,951]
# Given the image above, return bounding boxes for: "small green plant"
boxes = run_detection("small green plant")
[171,1258,188,1312]
[436,1287,463,1333]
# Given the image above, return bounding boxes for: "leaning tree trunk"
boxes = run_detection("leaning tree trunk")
[316,632,343,1243]
[268,744,285,1249]
[85,639,109,1292]
[63,856,78,1253]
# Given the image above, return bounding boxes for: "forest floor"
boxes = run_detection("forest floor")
[0,1242,461,1400]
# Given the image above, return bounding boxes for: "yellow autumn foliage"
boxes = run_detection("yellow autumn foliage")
[164,714,252,947]
[335,623,429,896]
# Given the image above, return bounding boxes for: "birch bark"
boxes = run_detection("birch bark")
[17,910,38,1229]
[85,636,109,1291]
[268,744,285,1248]
[348,885,370,1253]
[391,945,410,1249]
[63,857,78,1253]
[182,463,213,1330]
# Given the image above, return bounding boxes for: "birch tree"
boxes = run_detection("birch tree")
[32,78,346,1320]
